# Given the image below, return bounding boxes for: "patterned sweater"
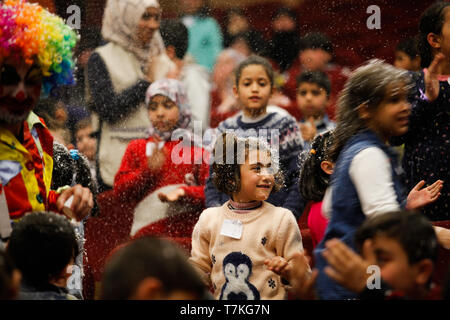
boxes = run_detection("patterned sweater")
[204,111,306,219]
[189,201,304,300]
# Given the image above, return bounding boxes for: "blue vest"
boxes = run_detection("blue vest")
[314,130,405,300]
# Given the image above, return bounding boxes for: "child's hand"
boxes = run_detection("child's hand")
[158,188,186,203]
[406,180,443,210]
[299,117,317,142]
[285,252,318,300]
[57,184,93,221]
[425,53,445,102]
[322,238,376,294]
[147,147,165,171]
[264,256,291,278]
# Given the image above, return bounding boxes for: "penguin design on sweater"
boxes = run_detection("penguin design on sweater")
[219,252,260,300]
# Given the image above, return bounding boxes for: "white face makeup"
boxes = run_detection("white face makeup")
[0,58,42,125]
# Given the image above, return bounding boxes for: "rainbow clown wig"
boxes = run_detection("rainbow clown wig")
[0,0,78,96]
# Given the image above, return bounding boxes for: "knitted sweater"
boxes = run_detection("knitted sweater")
[204,111,306,219]
[189,201,304,300]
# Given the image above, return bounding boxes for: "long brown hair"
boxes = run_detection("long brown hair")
[330,59,411,161]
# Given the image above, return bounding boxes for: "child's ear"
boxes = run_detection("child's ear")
[320,160,334,175]
[427,32,442,50]
[233,85,239,98]
[414,259,434,287]
[412,56,422,71]
[166,45,176,60]
[356,102,371,120]
[132,277,163,300]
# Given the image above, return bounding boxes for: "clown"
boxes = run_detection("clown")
[0,0,93,240]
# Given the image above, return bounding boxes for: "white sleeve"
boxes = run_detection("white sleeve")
[349,147,401,217]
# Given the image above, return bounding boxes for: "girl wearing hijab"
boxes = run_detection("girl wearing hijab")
[114,79,210,250]
[86,0,173,191]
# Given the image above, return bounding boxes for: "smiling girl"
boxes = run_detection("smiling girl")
[190,133,309,300]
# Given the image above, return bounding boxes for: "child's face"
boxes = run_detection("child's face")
[436,8,450,60]
[394,51,420,71]
[367,236,430,296]
[296,82,329,119]
[0,57,42,125]
[233,149,275,202]
[76,125,97,161]
[364,82,411,141]
[299,49,332,71]
[234,64,273,118]
[148,94,180,133]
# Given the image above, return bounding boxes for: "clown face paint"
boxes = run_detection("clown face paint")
[0,57,42,125]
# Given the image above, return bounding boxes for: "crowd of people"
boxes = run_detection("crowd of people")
[0,0,449,301]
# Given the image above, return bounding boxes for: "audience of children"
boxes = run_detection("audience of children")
[101,236,208,300]
[298,131,334,248]
[283,32,351,120]
[295,71,336,149]
[1,0,449,302]
[204,55,306,219]
[113,79,209,248]
[159,19,211,131]
[7,212,79,300]
[314,59,443,300]
[190,133,309,300]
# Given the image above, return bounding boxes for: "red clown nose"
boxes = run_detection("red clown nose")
[15,91,26,102]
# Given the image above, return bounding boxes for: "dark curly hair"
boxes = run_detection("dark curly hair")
[211,132,284,197]
[235,55,274,88]
[298,130,334,202]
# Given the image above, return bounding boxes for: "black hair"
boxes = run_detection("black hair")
[296,70,331,96]
[355,210,438,265]
[52,142,98,216]
[7,212,79,288]
[101,237,206,299]
[0,249,16,300]
[272,6,298,25]
[234,55,274,88]
[396,37,420,59]
[212,133,283,197]
[330,59,411,162]
[418,2,450,68]
[300,32,333,54]
[160,19,189,60]
[298,130,334,202]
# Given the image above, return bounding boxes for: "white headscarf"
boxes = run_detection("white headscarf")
[101,0,165,68]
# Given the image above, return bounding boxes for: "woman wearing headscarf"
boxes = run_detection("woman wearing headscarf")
[86,0,173,191]
[114,79,209,250]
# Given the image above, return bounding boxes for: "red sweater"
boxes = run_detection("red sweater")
[114,137,210,243]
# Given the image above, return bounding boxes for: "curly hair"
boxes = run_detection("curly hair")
[0,0,78,96]
[211,132,284,197]
[298,130,334,202]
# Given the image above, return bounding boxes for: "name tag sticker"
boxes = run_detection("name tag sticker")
[220,219,243,239]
